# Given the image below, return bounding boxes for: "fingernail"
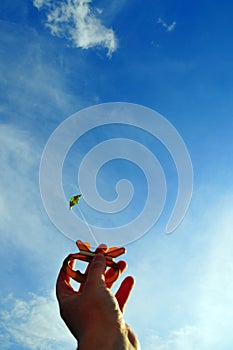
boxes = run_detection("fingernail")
[99,243,107,249]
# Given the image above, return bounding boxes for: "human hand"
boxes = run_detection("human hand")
[56,244,140,350]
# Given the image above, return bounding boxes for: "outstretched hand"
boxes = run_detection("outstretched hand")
[56,244,140,350]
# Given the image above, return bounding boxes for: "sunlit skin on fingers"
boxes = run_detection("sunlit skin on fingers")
[56,243,140,349]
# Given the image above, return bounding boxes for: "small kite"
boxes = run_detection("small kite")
[69,194,82,210]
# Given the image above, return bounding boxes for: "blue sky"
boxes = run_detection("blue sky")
[0,0,233,349]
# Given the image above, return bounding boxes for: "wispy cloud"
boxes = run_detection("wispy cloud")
[0,20,90,134]
[0,124,65,260]
[0,124,40,242]
[0,124,75,349]
[157,18,176,32]
[33,0,118,57]
[140,194,233,349]
[145,326,199,350]
[0,292,75,349]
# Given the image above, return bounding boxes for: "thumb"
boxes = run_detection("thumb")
[85,253,106,288]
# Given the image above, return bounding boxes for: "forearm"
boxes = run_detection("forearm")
[78,333,126,350]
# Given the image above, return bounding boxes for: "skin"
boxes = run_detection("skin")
[56,244,140,350]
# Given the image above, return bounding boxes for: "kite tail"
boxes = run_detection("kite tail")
[77,206,99,246]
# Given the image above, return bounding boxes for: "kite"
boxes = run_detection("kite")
[69,194,82,210]
[63,240,126,286]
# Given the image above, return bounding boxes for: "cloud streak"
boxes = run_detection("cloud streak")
[0,123,76,349]
[33,0,118,57]
[141,194,233,349]
[0,123,67,263]
[157,18,176,32]
[0,292,75,350]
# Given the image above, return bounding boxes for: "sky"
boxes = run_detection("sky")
[0,0,233,349]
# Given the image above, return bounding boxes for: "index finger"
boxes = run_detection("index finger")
[78,243,108,292]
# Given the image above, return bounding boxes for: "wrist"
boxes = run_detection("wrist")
[78,321,128,350]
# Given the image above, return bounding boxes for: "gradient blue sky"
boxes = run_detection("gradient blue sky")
[1,1,233,349]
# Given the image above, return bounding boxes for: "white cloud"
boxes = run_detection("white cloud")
[140,195,233,350]
[0,124,40,242]
[0,124,65,260]
[33,0,46,10]
[145,326,199,350]
[0,20,89,129]
[0,123,77,349]
[0,292,76,349]
[33,0,118,57]
[157,18,176,32]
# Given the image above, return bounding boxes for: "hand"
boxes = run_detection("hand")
[56,244,140,350]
